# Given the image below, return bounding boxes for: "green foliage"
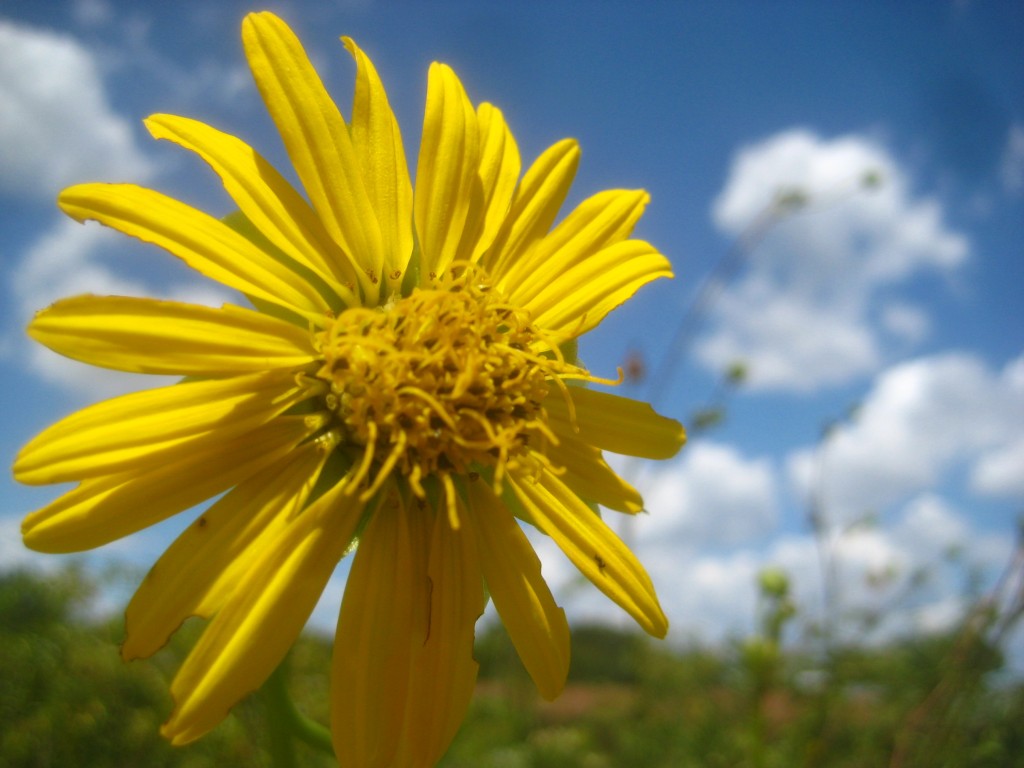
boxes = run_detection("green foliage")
[0,567,330,768]
[448,599,1024,767]
[1,566,1022,767]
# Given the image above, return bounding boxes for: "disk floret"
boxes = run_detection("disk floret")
[316,267,572,501]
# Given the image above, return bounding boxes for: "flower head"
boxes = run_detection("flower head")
[15,11,684,766]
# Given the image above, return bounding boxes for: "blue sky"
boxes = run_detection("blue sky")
[2,0,1022,654]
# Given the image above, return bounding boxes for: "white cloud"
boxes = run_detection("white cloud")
[648,549,762,641]
[24,347,162,402]
[699,291,879,391]
[8,218,152,398]
[529,491,1009,648]
[10,218,234,400]
[879,302,930,344]
[634,442,779,549]
[1001,123,1024,193]
[699,129,967,392]
[818,494,1010,643]
[971,438,1024,498]
[787,352,1024,524]
[634,492,1006,646]
[893,494,969,560]
[530,360,1021,648]
[579,444,779,636]
[0,20,247,403]
[13,219,150,312]
[0,19,153,200]
[72,0,114,29]
[0,19,237,400]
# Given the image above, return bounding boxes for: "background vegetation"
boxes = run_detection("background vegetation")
[2,555,1021,768]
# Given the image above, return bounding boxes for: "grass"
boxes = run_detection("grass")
[2,565,1021,767]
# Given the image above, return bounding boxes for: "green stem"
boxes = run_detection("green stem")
[261,655,336,766]
[263,661,299,768]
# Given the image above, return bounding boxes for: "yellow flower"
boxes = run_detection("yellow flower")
[14,11,684,766]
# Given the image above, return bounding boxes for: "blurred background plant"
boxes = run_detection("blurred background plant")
[2,551,1022,767]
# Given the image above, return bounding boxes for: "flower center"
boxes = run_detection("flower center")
[316,268,565,507]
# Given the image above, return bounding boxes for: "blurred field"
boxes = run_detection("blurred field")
[1,566,1022,768]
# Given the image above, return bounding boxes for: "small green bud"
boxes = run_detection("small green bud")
[758,567,790,599]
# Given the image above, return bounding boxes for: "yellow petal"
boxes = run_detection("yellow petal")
[545,386,685,461]
[458,102,521,264]
[541,433,644,514]
[21,415,322,554]
[414,62,480,279]
[481,139,579,279]
[509,468,668,638]
[145,113,360,300]
[502,189,649,304]
[28,296,316,376]
[243,12,383,303]
[343,37,414,293]
[466,479,569,700]
[395,493,485,765]
[162,469,362,745]
[15,369,310,485]
[58,183,330,320]
[529,240,672,338]
[122,442,327,661]
[331,490,429,767]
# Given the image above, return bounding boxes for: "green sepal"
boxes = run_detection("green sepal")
[559,337,579,367]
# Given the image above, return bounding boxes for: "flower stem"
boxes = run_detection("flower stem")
[261,655,336,766]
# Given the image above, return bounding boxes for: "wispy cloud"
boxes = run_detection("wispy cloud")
[71,0,114,29]
[0,19,154,200]
[1000,123,1024,194]
[540,350,1023,647]
[9,216,235,401]
[544,490,1010,648]
[633,442,779,549]
[787,352,1024,524]
[698,129,968,392]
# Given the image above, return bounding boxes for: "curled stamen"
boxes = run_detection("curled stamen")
[528,412,560,447]
[529,448,566,478]
[408,463,426,498]
[548,376,579,434]
[315,264,606,505]
[346,420,378,494]
[359,430,407,502]
[441,473,460,530]
[396,386,463,433]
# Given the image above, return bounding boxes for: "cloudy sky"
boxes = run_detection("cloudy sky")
[2,0,1022,658]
